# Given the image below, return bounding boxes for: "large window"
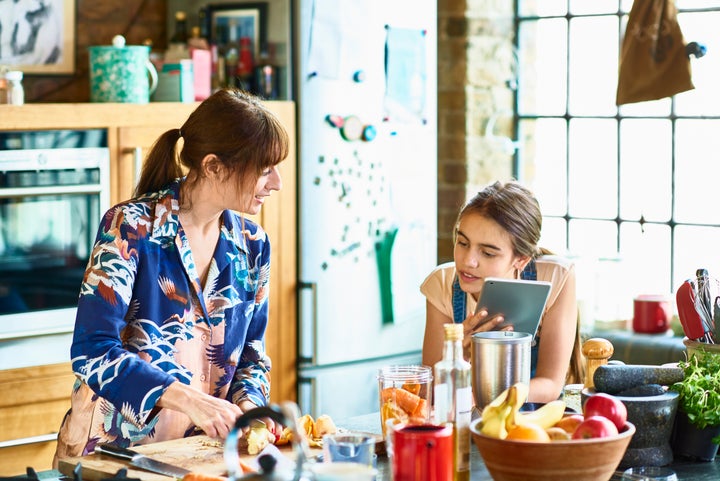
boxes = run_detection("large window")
[516,0,720,315]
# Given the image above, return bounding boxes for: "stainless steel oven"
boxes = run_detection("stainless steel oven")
[0,129,110,370]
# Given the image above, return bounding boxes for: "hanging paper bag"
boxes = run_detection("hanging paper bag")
[616,0,694,106]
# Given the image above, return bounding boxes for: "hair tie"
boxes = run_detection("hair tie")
[178,128,183,138]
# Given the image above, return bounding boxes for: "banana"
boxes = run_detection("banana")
[515,399,567,430]
[479,382,529,439]
[480,399,514,439]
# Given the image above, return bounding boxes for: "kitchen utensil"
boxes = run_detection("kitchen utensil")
[675,280,708,341]
[592,364,684,395]
[89,35,158,103]
[471,331,531,410]
[694,269,715,341]
[94,443,191,478]
[387,423,453,481]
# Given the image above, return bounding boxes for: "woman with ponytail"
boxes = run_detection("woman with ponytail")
[54,89,289,461]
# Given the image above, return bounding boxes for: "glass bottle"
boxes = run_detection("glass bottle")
[434,323,472,481]
[223,19,240,88]
[236,37,255,92]
[170,11,189,45]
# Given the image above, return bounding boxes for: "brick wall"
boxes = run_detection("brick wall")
[437,0,516,263]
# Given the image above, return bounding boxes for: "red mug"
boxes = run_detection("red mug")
[389,423,453,481]
[632,295,672,334]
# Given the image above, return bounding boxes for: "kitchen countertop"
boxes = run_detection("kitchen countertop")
[339,412,720,481]
[31,412,720,481]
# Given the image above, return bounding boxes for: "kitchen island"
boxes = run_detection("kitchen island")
[31,412,720,481]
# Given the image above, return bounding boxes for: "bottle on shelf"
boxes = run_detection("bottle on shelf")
[223,19,240,88]
[166,11,190,61]
[188,26,210,51]
[434,323,472,481]
[170,11,189,45]
[236,37,255,92]
[254,44,279,99]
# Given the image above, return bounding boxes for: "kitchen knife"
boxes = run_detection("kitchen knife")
[95,443,191,479]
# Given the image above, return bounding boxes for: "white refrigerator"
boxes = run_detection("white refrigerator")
[295,0,438,420]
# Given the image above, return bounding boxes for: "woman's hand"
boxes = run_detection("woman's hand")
[159,382,242,439]
[461,308,510,359]
[237,400,285,439]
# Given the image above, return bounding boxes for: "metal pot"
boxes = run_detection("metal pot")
[225,402,312,481]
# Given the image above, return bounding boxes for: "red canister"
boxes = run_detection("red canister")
[390,423,453,481]
[632,295,672,333]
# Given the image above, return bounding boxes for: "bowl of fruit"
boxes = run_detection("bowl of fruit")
[470,383,635,481]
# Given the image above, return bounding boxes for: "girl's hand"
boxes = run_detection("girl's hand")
[461,308,510,359]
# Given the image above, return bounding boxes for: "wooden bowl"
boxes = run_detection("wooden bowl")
[470,419,635,481]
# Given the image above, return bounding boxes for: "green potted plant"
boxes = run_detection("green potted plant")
[669,348,720,461]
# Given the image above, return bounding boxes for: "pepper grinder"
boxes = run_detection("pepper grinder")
[582,338,614,389]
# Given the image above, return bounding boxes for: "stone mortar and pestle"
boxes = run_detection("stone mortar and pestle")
[582,362,684,468]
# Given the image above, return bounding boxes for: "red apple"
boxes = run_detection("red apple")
[554,414,584,435]
[572,415,619,440]
[583,392,628,431]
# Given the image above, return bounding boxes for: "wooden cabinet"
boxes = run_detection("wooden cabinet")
[0,102,297,474]
[0,363,75,475]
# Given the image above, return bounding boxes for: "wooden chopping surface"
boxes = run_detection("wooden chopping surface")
[57,435,320,481]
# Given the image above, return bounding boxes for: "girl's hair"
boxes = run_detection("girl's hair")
[457,180,585,384]
[456,180,544,258]
[134,89,289,198]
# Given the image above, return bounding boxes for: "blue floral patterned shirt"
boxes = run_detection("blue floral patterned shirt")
[56,179,272,456]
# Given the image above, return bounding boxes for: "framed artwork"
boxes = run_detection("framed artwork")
[206,2,268,60]
[0,0,76,74]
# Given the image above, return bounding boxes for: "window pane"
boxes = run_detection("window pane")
[519,118,567,216]
[568,219,618,257]
[568,16,620,116]
[674,120,720,224]
[619,119,672,221]
[518,19,568,116]
[569,0,620,15]
[519,1,567,16]
[539,217,567,254]
[568,119,618,218]
[674,12,720,115]
[619,222,672,295]
[673,225,720,292]
[677,0,720,8]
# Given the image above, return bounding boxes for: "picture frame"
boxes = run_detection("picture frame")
[0,0,76,74]
[206,2,268,60]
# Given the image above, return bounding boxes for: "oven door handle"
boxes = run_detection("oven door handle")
[0,184,103,198]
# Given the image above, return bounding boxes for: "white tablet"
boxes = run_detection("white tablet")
[474,277,552,336]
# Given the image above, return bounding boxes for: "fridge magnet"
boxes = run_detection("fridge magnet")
[384,25,428,124]
[0,0,75,74]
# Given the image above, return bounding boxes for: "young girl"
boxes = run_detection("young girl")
[421,180,583,403]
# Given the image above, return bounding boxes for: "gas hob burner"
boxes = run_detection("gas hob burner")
[0,465,141,481]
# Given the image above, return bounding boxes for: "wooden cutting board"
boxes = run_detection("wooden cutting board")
[57,435,318,481]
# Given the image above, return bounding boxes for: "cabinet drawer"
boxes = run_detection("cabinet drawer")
[0,440,57,476]
[0,399,70,442]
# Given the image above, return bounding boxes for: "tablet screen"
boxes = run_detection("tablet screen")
[474,277,552,336]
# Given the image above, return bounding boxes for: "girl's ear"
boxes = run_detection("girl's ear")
[514,255,532,273]
[201,154,223,178]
